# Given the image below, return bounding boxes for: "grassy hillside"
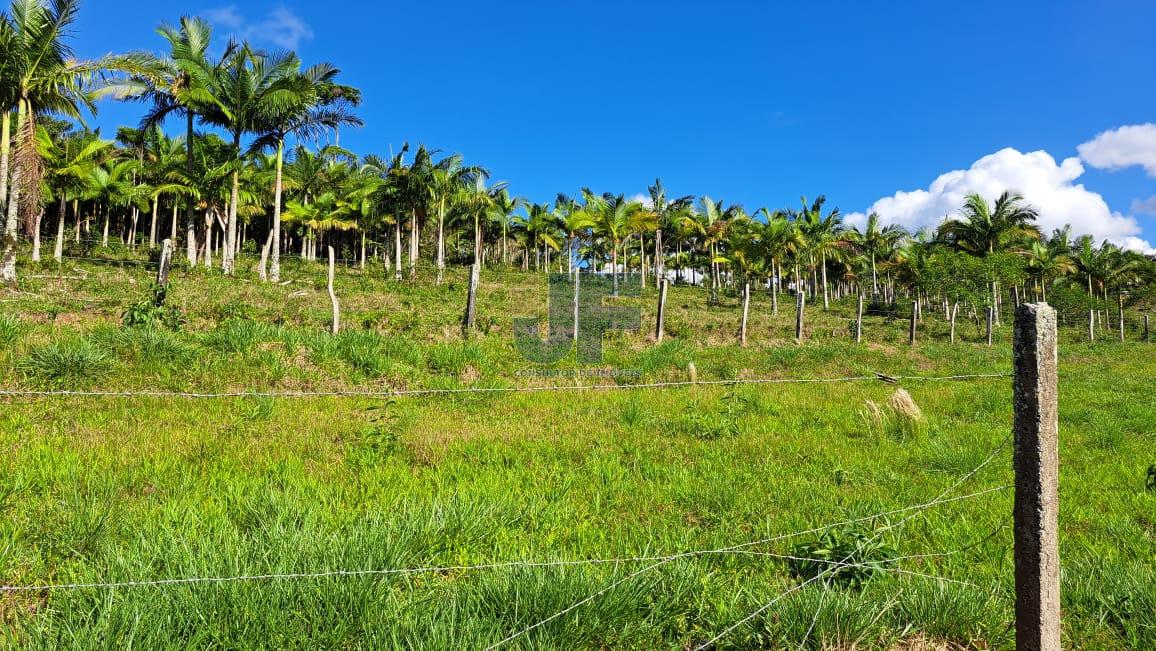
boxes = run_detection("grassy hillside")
[1,254,1153,649]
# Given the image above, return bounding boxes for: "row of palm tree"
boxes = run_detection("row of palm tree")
[2,0,1154,313]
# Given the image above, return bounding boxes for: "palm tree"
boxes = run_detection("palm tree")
[939,191,1041,320]
[585,190,643,296]
[248,59,361,282]
[199,43,302,274]
[848,212,906,295]
[1,0,132,282]
[752,207,804,315]
[796,196,846,310]
[42,128,111,261]
[647,178,693,284]
[107,15,225,265]
[86,158,146,247]
[555,194,594,278]
[683,196,736,305]
[1025,240,1074,301]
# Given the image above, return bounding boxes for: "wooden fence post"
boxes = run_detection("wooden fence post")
[655,277,668,343]
[740,281,750,347]
[1013,303,1061,651]
[463,261,479,336]
[327,246,340,335]
[795,291,805,341]
[855,294,864,344]
[986,306,994,346]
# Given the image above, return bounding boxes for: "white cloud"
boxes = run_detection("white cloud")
[628,193,654,208]
[1077,123,1156,177]
[202,6,314,50]
[845,147,1154,253]
[1131,195,1156,216]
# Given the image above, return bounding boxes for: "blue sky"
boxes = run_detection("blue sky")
[74,1,1155,247]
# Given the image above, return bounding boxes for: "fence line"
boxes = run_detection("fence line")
[0,372,1011,401]
[687,441,1009,650]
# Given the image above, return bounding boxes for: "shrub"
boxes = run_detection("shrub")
[19,339,113,387]
[0,313,22,347]
[789,525,897,588]
[121,284,185,330]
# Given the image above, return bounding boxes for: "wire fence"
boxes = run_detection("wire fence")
[0,372,1011,400]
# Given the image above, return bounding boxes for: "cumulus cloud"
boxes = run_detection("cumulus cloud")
[1131,195,1156,216]
[845,147,1153,253]
[1077,123,1156,177]
[203,6,314,50]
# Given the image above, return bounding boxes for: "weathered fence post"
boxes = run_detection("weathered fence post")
[1118,294,1125,342]
[795,291,805,341]
[463,261,479,336]
[909,299,919,345]
[855,294,864,344]
[152,238,174,307]
[1013,303,1061,651]
[1088,309,1095,342]
[655,277,667,343]
[740,281,750,347]
[327,246,340,335]
[986,306,994,346]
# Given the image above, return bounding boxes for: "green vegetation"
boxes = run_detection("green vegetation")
[1,260,1154,649]
[1,0,1154,648]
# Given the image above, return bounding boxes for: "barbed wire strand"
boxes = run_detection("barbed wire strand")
[0,373,1010,401]
[689,441,1009,650]
[0,481,1009,596]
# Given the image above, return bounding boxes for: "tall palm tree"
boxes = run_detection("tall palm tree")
[248,60,361,281]
[647,178,693,284]
[1025,240,1074,301]
[939,191,1041,319]
[796,196,846,310]
[752,207,804,315]
[42,128,110,261]
[1,0,132,282]
[108,15,225,264]
[848,211,906,295]
[683,196,736,305]
[199,43,301,274]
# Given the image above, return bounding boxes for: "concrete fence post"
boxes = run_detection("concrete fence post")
[463,262,479,336]
[1013,303,1061,651]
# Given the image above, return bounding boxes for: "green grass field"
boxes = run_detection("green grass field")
[1,253,1153,649]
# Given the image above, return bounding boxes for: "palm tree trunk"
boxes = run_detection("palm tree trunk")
[436,199,446,284]
[821,253,830,310]
[1,102,25,284]
[54,196,66,263]
[31,210,42,261]
[394,220,403,281]
[409,209,418,278]
[871,251,878,295]
[654,227,664,284]
[772,258,779,316]
[170,202,178,242]
[612,242,619,296]
[148,196,159,249]
[223,133,241,275]
[268,140,286,282]
[184,109,196,252]
[101,206,110,248]
[0,111,9,220]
